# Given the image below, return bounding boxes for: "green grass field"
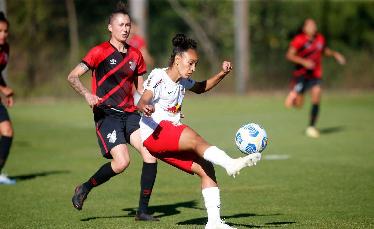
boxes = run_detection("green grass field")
[1,92,373,229]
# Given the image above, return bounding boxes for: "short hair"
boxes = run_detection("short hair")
[169,34,197,67]
[108,1,130,24]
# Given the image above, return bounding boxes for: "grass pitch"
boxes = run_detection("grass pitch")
[0,92,373,228]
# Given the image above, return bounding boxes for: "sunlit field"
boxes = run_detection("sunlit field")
[1,92,373,228]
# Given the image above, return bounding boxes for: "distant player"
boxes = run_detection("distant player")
[0,12,16,185]
[285,18,346,138]
[67,2,158,221]
[137,34,261,229]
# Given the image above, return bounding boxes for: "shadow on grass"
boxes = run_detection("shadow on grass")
[9,170,70,181]
[320,126,345,135]
[178,213,296,228]
[81,200,203,222]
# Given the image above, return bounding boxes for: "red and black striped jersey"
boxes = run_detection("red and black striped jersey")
[82,41,146,112]
[290,33,326,79]
[0,43,9,86]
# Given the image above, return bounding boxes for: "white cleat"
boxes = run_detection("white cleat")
[306,126,320,138]
[226,153,261,177]
[0,174,16,185]
[205,220,237,229]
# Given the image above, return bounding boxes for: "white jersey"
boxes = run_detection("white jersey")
[140,68,195,141]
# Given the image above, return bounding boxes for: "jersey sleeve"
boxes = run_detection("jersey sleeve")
[0,74,7,87]
[82,46,100,69]
[290,35,304,50]
[135,51,147,76]
[143,69,162,100]
[181,78,196,90]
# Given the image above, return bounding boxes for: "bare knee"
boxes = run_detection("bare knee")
[111,158,130,173]
[0,121,13,137]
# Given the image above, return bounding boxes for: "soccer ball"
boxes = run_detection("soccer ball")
[235,123,268,154]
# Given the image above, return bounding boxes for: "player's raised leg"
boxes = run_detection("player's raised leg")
[179,127,261,177]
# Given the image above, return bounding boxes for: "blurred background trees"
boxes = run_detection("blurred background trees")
[4,0,374,97]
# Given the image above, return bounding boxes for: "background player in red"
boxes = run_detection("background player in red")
[137,34,261,229]
[285,18,346,138]
[0,12,16,185]
[67,2,158,221]
[127,20,154,105]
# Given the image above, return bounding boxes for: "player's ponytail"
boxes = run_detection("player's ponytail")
[0,12,9,27]
[108,1,130,24]
[169,34,197,67]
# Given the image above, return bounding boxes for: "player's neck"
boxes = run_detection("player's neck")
[110,39,127,53]
[165,67,180,82]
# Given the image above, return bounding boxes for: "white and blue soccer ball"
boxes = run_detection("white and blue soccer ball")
[235,123,268,154]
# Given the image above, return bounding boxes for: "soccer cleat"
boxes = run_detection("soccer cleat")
[205,220,237,229]
[0,174,16,185]
[226,153,261,177]
[306,126,320,138]
[135,212,159,221]
[72,184,89,210]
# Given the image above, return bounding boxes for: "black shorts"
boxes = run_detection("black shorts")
[290,77,322,94]
[93,107,140,159]
[0,103,10,122]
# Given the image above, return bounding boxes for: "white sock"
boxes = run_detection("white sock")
[202,187,221,224]
[203,146,233,170]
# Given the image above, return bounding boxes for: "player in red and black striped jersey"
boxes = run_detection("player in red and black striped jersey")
[285,18,346,138]
[67,2,158,221]
[0,12,16,185]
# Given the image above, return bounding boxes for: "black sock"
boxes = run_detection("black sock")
[138,162,157,214]
[0,136,13,173]
[310,104,320,127]
[83,162,117,192]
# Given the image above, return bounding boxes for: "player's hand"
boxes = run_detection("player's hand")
[335,53,346,65]
[302,60,315,69]
[84,92,102,108]
[222,61,233,74]
[142,104,155,117]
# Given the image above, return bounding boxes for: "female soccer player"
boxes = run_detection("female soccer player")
[285,18,346,138]
[137,34,261,229]
[67,2,158,221]
[0,12,16,185]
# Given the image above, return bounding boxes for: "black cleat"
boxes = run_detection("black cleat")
[72,185,89,210]
[135,212,159,221]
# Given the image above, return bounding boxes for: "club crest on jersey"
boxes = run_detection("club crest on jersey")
[109,59,117,65]
[107,130,117,143]
[129,61,136,71]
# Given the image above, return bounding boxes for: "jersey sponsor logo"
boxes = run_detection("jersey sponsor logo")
[153,79,163,89]
[129,61,136,71]
[107,130,117,143]
[109,58,117,65]
[166,104,181,114]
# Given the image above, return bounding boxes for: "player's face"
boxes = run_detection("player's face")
[108,13,131,43]
[303,19,317,37]
[176,49,199,78]
[0,22,9,45]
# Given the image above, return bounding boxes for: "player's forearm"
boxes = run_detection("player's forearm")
[204,71,227,92]
[286,53,306,66]
[67,74,90,97]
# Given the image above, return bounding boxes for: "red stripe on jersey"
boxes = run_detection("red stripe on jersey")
[100,78,129,103]
[97,57,129,87]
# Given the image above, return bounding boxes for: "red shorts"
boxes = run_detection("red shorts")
[143,120,198,174]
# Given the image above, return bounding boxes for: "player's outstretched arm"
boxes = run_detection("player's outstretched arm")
[324,47,346,65]
[137,89,155,117]
[67,62,101,107]
[286,46,315,69]
[190,61,232,94]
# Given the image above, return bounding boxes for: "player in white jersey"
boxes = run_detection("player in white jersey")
[137,34,261,229]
